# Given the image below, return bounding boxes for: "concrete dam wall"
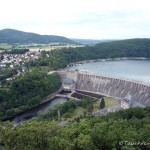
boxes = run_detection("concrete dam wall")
[58,71,150,106]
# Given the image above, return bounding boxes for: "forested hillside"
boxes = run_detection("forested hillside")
[0,69,61,120]
[0,106,150,150]
[70,38,113,44]
[33,38,150,69]
[0,29,76,44]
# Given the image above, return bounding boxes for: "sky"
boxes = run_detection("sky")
[0,0,150,39]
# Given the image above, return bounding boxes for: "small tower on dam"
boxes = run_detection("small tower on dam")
[62,78,75,91]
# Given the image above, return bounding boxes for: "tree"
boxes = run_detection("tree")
[75,117,80,123]
[0,54,4,60]
[24,62,30,72]
[83,110,87,117]
[0,107,150,150]
[100,98,105,109]
[87,104,94,113]
[0,70,61,120]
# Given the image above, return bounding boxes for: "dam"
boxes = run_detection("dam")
[58,70,150,107]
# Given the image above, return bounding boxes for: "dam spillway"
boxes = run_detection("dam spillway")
[58,71,150,106]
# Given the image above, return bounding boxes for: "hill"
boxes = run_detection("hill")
[71,38,115,45]
[34,38,150,69]
[93,38,150,58]
[0,29,76,44]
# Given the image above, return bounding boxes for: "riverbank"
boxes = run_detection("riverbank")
[3,89,106,126]
[12,96,68,127]
[67,57,150,67]
[2,88,62,122]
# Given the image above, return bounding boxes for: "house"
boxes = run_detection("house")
[6,77,13,81]
[10,64,14,68]
[121,98,132,109]
[0,63,6,67]
[62,78,75,91]
[22,67,27,72]
[121,94,145,109]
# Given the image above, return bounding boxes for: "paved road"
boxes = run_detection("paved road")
[92,105,122,116]
[48,71,56,74]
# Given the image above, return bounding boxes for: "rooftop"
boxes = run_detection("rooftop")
[62,78,74,84]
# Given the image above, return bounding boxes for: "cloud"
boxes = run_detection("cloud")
[0,0,150,39]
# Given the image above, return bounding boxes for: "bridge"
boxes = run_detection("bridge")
[57,70,150,107]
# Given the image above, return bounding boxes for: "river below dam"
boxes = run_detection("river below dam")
[68,60,150,84]
[12,97,68,127]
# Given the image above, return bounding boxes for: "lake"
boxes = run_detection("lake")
[68,60,150,84]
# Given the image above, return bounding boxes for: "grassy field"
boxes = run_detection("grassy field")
[28,45,84,52]
[0,43,13,49]
[93,97,118,111]
[17,44,84,52]
[72,106,86,118]
[64,97,118,120]
[104,97,118,108]
[0,43,84,52]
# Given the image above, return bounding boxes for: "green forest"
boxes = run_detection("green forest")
[30,38,150,69]
[0,69,61,120]
[0,68,18,83]
[4,49,29,54]
[0,106,150,150]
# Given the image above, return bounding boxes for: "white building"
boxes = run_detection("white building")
[121,98,132,109]
[0,63,6,67]
[121,96,145,109]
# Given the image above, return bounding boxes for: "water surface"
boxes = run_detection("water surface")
[13,97,67,126]
[68,60,150,84]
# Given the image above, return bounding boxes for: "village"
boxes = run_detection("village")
[0,50,45,85]
[0,51,42,68]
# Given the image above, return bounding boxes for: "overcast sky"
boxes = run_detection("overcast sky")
[0,0,150,39]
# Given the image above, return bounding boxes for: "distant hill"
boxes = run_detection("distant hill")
[0,29,76,44]
[32,38,150,69]
[71,38,115,45]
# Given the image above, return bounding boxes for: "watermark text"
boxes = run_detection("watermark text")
[119,141,150,146]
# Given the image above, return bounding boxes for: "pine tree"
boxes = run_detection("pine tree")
[87,104,93,113]
[100,98,105,109]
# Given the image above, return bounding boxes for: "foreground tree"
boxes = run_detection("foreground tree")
[0,107,150,150]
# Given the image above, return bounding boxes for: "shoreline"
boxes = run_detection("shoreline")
[67,57,150,67]
[1,88,62,122]
[65,57,150,85]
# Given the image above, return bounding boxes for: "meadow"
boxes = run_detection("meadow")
[0,43,84,52]
[17,43,84,52]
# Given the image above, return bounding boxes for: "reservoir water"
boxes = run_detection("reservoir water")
[68,60,150,84]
